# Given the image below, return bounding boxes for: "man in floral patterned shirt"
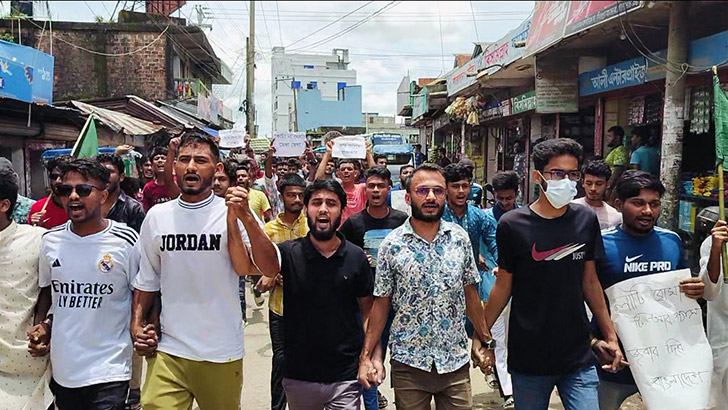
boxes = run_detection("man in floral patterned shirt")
[359,164,495,409]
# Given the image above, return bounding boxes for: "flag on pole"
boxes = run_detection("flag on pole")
[715,72,728,165]
[70,115,99,158]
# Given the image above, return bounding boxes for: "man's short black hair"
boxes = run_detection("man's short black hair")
[150,146,168,160]
[235,164,249,174]
[365,166,392,186]
[0,164,19,219]
[631,127,648,145]
[406,163,444,192]
[492,171,520,192]
[337,158,357,168]
[46,154,73,172]
[373,154,387,163]
[287,158,301,170]
[400,164,415,174]
[178,132,220,161]
[607,126,625,137]
[304,178,347,209]
[275,158,288,167]
[443,164,471,184]
[531,138,583,171]
[61,158,110,187]
[615,170,665,201]
[96,153,125,174]
[221,159,237,181]
[582,159,612,181]
[279,173,307,195]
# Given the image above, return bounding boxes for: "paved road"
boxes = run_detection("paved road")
[187,286,646,410]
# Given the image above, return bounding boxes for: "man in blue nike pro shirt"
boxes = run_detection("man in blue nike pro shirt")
[591,170,706,409]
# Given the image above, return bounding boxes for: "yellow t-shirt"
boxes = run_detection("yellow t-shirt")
[264,212,309,315]
[247,189,271,219]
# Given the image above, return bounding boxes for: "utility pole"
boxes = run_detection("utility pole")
[659,1,689,229]
[246,0,256,138]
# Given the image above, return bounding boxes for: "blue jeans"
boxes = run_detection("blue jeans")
[511,366,599,410]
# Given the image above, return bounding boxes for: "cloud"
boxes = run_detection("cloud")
[45,1,534,136]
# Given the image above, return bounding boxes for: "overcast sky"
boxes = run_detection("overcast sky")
[3,1,534,136]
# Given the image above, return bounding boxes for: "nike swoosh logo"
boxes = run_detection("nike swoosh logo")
[532,243,570,261]
[625,254,643,263]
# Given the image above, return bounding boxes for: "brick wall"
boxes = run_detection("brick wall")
[29,27,168,102]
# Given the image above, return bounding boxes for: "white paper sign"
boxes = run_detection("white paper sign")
[390,190,410,215]
[604,269,713,410]
[272,132,307,157]
[332,136,366,159]
[218,129,245,148]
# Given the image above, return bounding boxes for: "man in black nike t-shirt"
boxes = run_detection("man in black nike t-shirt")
[483,138,626,410]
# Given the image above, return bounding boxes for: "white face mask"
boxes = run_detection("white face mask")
[538,172,577,209]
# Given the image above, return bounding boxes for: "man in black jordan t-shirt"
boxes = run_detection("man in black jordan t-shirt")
[483,139,626,410]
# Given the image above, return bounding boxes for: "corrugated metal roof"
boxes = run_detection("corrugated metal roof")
[70,100,164,135]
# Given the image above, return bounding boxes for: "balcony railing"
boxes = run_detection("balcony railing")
[173,78,210,100]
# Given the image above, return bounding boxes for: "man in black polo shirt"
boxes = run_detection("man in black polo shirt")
[278,178,376,409]
[483,139,625,410]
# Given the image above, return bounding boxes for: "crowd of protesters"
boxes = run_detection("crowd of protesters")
[1,131,728,410]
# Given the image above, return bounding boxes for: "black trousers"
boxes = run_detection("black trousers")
[50,379,128,410]
[269,310,287,410]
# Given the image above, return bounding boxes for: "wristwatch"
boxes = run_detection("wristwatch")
[484,338,496,350]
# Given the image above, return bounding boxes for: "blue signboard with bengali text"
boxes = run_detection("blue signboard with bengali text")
[0,39,54,104]
[579,57,647,97]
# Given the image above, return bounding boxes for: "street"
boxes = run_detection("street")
[190,286,647,410]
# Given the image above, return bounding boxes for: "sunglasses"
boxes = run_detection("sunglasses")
[55,184,104,198]
[413,186,446,199]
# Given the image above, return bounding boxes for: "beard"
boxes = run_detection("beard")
[107,182,119,194]
[411,201,444,222]
[308,214,342,241]
[177,174,214,195]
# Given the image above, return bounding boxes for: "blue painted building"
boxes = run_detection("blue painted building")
[296,85,363,132]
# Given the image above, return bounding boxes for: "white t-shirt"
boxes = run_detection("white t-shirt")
[699,236,728,410]
[571,197,622,230]
[133,193,266,362]
[39,220,139,388]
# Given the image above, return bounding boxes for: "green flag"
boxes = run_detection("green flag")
[71,115,99,158]
[715,72,728,164]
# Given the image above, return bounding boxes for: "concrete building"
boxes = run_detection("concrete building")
[362,113,419,143]
[271,47,357,132]
[296,86,362,133]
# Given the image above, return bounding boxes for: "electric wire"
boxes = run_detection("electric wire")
[283,1,374,49]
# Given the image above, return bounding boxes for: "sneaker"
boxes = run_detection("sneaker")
[502,396,514,409]
[486,373,500,390]
[377,391,389,409]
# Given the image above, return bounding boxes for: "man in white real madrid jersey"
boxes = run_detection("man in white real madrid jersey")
[33,158,140,410]
[131,132,280,410]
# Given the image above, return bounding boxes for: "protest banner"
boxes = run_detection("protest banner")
[218,129,245,148]
[604,269,713,410]
[272,132,307,157]
[332,136,366,159]
[390,190,410,215]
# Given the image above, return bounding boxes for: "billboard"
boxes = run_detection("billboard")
[0,39,54,104]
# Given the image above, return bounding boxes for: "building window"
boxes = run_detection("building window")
[303,65,314,69]
[369,117,374,124]
[337,82,347,90]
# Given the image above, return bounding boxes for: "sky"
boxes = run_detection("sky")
[2,1,535,136]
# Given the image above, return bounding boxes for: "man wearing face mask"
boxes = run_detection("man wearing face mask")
[483,138,625,410]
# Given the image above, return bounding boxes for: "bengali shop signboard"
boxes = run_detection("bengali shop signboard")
[564,1,641,37]
[511,90,536,114]
[447,16,532,96]
[580,57,647,96]
[0,40,54,104]
[525,1,642,57]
